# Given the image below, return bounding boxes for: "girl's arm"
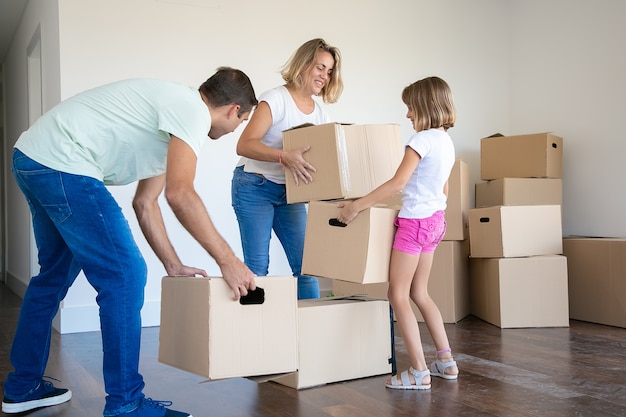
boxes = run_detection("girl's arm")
[337,147,420,224]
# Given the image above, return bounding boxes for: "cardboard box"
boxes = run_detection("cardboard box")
[272,296,392,389]
[159,276,297,379]
[332,280,388,299]
[562,237,626,328]
[480,132,563,180]
[332,240,470,323]
[443,159,470,240]
[302,200,399,284]
[469,256,569,328]
[468,205,563,258]
[283,123,403,203]
[475,178,562,208]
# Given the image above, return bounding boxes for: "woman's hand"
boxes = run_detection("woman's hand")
[282,147,316,185]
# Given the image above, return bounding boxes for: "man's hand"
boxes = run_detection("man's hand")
[219,256,257,301]
[166,264,208,278]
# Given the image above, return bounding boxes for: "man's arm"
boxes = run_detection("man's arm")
[162,135,256,299]
[133,174,208,278]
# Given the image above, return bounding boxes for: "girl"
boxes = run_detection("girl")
[337,76,459,389]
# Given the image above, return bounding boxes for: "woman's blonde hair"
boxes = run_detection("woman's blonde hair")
[402,76,456,132]
[280,38,344,104]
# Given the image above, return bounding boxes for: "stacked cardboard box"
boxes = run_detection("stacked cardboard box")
[469,132,569,328]
[444,159,471,241]
[271,296,392,389]
[285,122,403,289]
[282,123,403,204]
[562,237,626,328]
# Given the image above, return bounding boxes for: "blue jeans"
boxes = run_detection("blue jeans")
[231,166,319,299]
[8,149,146,416]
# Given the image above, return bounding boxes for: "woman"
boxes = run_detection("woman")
[231,38,344,299]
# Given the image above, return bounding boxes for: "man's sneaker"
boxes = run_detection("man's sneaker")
[122,397,192,417]
[2,380,72,413]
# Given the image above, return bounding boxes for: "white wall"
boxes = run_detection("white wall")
[507,0,626,237]
[4,0,623,333]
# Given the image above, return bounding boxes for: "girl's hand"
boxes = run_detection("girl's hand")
[337,201,359,225]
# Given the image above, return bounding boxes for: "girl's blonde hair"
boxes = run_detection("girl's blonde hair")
[402,76,456,132]
[280,38,344,104]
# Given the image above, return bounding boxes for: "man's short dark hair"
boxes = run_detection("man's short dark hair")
[199,67,258,116]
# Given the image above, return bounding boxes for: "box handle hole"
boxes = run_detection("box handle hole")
[329,218,347,227]
[240,287,265,305]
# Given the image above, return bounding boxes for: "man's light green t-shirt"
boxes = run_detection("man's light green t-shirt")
[14,78,211,185]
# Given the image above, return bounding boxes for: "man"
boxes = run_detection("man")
[3,67,258,417]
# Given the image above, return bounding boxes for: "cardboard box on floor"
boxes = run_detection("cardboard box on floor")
[159,276,298,380]
[480,132,563,180]
[562,237,626,328]
[469,255,569,328]
[283,123,403,204]
[302,200,399,284]
[332,240,470,324]
[272,296,392,389]
[468,205,563,258]
[444,159,470,241]
[475,178,563,208]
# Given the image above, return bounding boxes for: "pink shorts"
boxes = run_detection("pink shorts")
[393,211,446,255]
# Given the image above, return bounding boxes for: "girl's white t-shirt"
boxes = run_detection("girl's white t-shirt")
[399,128,456,219]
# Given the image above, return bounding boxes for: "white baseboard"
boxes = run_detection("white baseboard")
[5,271,27,298]
[6,272,162,334]
[53,300,161,334]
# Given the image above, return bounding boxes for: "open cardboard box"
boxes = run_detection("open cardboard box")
[283,123,403,203]
[159,275,298,380]
[271,296,392,389]
[302,200,399,284]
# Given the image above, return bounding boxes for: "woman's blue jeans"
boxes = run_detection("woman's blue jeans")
[231,166,319,299]
[8,149,146,416]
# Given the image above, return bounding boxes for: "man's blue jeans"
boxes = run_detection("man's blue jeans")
[8,149,146,416]
[231,166,319,299]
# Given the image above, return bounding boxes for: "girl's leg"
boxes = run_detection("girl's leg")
[386,249,430,387]
[410,253,458,378]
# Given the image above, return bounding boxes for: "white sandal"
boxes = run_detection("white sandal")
[430,358,458,380]
[385,367,431,390]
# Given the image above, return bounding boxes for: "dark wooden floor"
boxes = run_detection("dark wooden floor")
[1,282,626,417]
